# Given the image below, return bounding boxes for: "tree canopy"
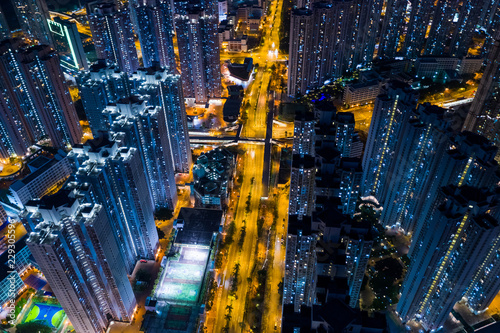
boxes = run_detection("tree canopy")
[16,320,52,333]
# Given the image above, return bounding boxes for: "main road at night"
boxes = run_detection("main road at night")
[208,0,287,330]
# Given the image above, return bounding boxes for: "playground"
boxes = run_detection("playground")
[23,303,65,327]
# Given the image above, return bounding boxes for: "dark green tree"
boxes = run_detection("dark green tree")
[157,227,166,239]
[16,321,52,333]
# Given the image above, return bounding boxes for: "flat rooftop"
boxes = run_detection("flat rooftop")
[174,208,223,246]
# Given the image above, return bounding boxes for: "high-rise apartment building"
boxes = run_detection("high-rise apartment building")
[338,158,362,216]
[287,8,313,97]
[345,220,374,308]
[403,0,434,59]
[377,0,407,59]
[0,39,82,152]
[174,2,221,103]
[482,1,500,55]
[379,0,485,59]
[47,17,88,73]
[333,112,355,158]
[69,137,159,272]
[130,67,192,173]
[397,185,500,331]
[464,35,500,152]
[293,111,315,156]
[0,6,10,40]
[466,232,500,314]
[289,154,316,218]
[351,0,383,67]
[412,132,498,237]
[19,45,82,147]
[135,0,176,69]
[78,61,131,136]
[0,89,31,159]
[379,104,456,233]
[288,0,382,96]
[87,1,139,74]
[421,0,452,55]
[361,80,418,199]
[12,0,53,45]
[381,104,499,235]
[283,215,317,312]
[105,97,178,209]
[27,201,136,333]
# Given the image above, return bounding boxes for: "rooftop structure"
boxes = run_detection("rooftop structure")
[227,58,254,87]
[223,85,243,122]
[173,207,224,246]
[192,148,235,210]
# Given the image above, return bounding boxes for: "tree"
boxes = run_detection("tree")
[154,207,173,220]
[157,227,166,239]
[135,269,152,283]
[16,321,52,333]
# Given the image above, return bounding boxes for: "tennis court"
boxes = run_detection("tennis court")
[164,305,192,330]
[156,246,210,303]
[165,263,205,281]
[159,282,200,302]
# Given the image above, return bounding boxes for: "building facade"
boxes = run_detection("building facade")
[397,185,500,331]
[0,40,82,154]
[78,62,131,137]
[135,0,176,69]
[174,2,221,103]
[105,97,178,209]
[283,216,317,312]
[27,202,136,333]
[361,81,418,199]
[48,17,88,73]
[69,137,159,272]
[130,67,192,173]
[289,154,316,218]
[87,1,139,74]
[293,111,315,156]
[12,0,53,45]
[463,35,500,153]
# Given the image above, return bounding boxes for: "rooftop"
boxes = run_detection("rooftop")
[228,58,253,81]
[10,150,67,192]
[25,189,76,211]
[174,208,223,246]
[292,154,316,169]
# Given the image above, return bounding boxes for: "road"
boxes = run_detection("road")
[209,144,264,333]
[263,189,288,332]
[207,0,287,330]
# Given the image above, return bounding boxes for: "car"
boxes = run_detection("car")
[140,260,148,263]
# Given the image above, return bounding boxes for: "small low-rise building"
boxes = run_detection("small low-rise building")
[223,85,244,122]
[8,150,72,209]
[459,57,483,75]
[343,70,385,107]
[227,58,254,87]
[227,36,248,52]
[192,148,235,210]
